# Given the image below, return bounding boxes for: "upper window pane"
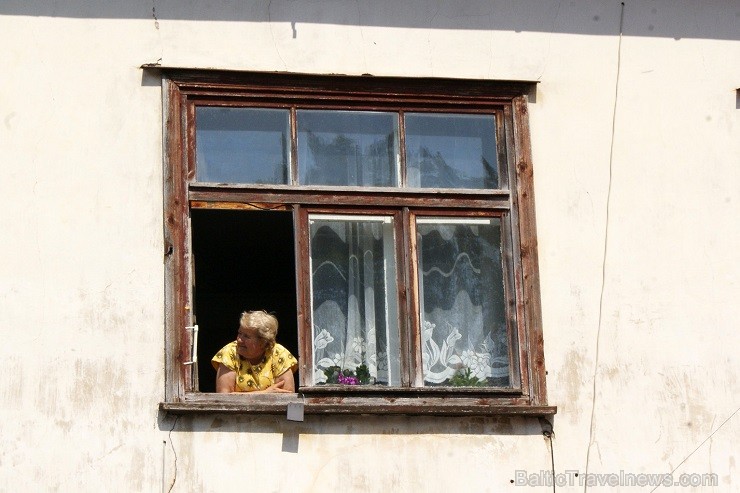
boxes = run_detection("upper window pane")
[195,107,290,184]
[405,114,498,189]
[416,217,510,387]
[309,215,401,387]
[297,110,399,187]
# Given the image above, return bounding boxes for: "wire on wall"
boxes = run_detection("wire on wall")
[541,417,556,493]
[584,3,625,492]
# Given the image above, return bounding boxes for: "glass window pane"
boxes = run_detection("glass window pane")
[309,215,400,386]
[297,110,399,187]
[405,113,498,189]
[196,107,290,184]
[416,217,510,387]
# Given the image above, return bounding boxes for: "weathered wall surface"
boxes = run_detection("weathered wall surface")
[1,1,738,491]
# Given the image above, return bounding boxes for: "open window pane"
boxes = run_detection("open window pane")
[297,110,399,187]
[416,217,510,387]
[405,114,498,189]
[191,209,299,392]
[309,215,400,386]
[195,107,290,184]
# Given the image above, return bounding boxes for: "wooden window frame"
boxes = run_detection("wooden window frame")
[158,69,555,417]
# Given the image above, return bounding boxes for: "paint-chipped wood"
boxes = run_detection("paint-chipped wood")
[188,186,511,211]
[160,394,556,417]
[189,200,289,211]
[161,68,537,103]
[512,95,548,405]
[504,104,531,398]
[163,79,186,401]
[295,205,313,388]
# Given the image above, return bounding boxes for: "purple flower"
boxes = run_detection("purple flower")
[337,374,359,385]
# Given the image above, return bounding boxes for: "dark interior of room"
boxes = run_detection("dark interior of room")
[191,208,299,392]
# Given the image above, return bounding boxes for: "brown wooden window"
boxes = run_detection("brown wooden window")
[160,70,554,416]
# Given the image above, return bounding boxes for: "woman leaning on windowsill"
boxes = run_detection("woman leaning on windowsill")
[211,310,298,393]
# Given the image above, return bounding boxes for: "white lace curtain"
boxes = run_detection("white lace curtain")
[417,219,510,387]
[310,217,511,388]
[310,219,397,385]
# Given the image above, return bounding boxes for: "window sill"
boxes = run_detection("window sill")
[160,393,556,417]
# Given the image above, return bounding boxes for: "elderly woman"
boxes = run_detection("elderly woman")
[212,310,298,393]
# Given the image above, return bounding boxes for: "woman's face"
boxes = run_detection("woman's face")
[236,327,268,362]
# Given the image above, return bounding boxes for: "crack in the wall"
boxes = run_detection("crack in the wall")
[165,415,180,493]
[536,0,562,81]
[426,2,442,77]
[355,0,368,73]
[267,0,288,71]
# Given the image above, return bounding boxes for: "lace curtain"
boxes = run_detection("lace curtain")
[310,217,511,388]
[417,219,511,387]
[310,218,399,386]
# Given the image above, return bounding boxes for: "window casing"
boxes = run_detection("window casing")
[160,70,553,416]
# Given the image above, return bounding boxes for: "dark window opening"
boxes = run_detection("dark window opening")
[191,208,298,392]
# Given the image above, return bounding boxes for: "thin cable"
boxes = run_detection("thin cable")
[547,432,556,493]
[539,417,556,491]
[649,406,739,493]
[584,3,624,491]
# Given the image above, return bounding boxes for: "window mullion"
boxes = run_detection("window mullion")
[500,212,522,390]
[400,207,423,387]
[398,110,407,188]
[186,100,197,182]
[294,205,313,387]
[495,109,509,191]
[290,106,298,185]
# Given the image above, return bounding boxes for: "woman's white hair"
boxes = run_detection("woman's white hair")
[239,310,278,347]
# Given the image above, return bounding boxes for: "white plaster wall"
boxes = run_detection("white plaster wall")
[1,1,738,491]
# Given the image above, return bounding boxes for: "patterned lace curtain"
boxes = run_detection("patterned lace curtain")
[417,218,511,387]
[310,219,398,385]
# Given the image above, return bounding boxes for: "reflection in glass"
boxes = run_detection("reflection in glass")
[309,215,400,386]
[416,217,510,387]
[196,107,290,184]
[405,113,498,189]
[298,111,399,186]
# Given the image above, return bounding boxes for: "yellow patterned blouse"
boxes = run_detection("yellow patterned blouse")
[211,341,298,392]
